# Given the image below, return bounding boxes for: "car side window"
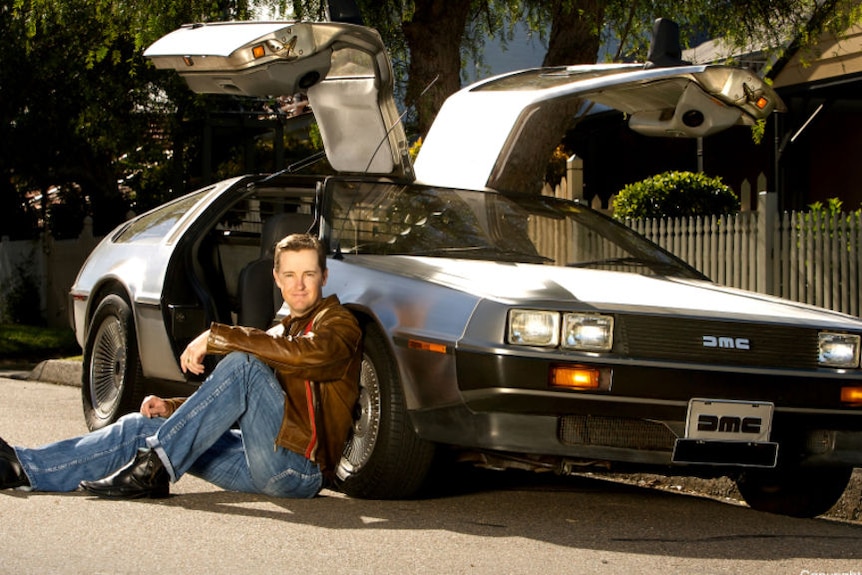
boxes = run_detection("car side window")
[114,189,212,244]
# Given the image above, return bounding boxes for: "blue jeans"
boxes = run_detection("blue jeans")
[15,352,322,498]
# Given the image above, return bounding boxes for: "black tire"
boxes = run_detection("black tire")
[335,324,436,499]
[735,465,852,518]
[82,294,145,431]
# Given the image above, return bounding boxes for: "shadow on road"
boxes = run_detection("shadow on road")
[138,466,862,562]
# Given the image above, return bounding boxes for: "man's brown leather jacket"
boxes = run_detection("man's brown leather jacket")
[165,295,362,480]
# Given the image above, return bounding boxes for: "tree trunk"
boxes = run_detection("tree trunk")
[542,0,606,67]
[402,0,472,137]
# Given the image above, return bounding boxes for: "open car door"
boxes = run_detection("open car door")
[413,64,785,194]
[144,21,412,179]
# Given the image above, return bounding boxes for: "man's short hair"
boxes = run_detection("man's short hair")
[274,233,327,272]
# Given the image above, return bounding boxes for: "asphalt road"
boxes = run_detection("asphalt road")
[3,376,862,575]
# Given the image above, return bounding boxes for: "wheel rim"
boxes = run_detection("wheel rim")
[89,316,128,420]
[339,353,382,475]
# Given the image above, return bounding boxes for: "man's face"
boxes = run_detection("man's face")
[273,248,327,317]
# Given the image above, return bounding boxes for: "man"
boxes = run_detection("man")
[0,233,362,499]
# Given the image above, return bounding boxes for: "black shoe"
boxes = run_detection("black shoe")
[80,448,170,499]
[0,437,30,489]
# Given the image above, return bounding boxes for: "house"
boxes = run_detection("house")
[564,22,862,213]
[680,23,862,212]
[768,24,862,210]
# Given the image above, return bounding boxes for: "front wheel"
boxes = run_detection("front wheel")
[335,324,436,499]
[82,294,145,431]
[735,465,852,518]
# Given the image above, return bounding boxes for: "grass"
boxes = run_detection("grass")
[0,324,82,363]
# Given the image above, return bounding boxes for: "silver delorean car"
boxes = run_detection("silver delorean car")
[69,20,862,517]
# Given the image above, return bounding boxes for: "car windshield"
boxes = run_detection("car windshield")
[326,180,702,278]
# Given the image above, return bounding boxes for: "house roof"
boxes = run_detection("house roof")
[771,23,862,88]
[683,23,862,89]
[683,37,769,74]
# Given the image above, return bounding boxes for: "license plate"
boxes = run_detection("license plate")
[684,398,773,443]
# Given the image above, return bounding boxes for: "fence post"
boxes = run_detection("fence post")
[740,178,751,212]
[757,190,777,295]
[41,229,54,324]
[566,155,583,202]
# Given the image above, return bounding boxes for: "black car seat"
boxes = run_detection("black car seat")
[237,212,315,329]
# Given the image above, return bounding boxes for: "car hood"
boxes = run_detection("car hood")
[348,255,860,329]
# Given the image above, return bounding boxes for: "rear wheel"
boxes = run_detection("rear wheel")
[82,294,145,431]
[336,324,436,499]
[735,465,852,518]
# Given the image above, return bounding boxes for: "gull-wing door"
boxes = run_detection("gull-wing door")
[413,64,785,194]
[144,21,412,179]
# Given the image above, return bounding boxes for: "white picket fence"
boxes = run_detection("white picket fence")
[773,211,862,315]
[545,165,862,317]
[626,195,862,317]
[0,218,100,328]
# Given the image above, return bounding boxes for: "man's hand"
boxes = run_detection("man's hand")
[140,395,168,418]
[180,329,210,376]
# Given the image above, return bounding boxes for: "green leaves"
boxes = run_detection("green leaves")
[1,0,275,238]
[613,171,740,219]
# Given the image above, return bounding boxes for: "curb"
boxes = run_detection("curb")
[27,359,82,387]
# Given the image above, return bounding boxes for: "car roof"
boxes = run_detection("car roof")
[145,21,784,193]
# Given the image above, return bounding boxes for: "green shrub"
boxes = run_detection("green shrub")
[612,171,739,219]
[0,324,80,360]
[808,197,855,217]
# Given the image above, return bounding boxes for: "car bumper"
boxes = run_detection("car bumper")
[407,349,862,469]
[411,401,862,468]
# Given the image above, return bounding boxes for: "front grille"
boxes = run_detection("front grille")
[559,415,677,451]
[615,315,820,369]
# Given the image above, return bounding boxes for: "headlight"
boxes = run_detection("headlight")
[818,332,861,368]
[562,313,614,351]
[508,310,560,347]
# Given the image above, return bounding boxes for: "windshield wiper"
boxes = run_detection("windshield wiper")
[406,246,553,263]
[567,256,679,273]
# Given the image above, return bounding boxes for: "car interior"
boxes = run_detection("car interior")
[236,211,315,329]
[163,182,319,355]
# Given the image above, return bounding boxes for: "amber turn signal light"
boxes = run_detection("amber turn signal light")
[407,339,448,354]
[841,386,862,405]
[551,366,600,390]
